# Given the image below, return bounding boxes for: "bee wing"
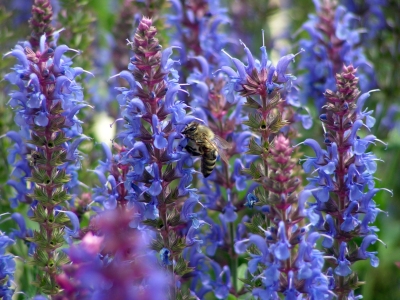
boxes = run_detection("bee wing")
[208,135,232,165]
[212,135,232,150]
[217,148,230,165]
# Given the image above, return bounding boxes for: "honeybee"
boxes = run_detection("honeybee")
[182,122,231,177]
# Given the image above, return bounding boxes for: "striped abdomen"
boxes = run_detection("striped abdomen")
[201,148,218,178]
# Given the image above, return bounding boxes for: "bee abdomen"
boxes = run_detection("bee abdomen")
[201,149,218,178]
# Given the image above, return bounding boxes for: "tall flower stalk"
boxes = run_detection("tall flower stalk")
[221,37,328,298]
[112,17,198,299]
[167,2,253,296]
[4,1,86,293]
[235,136,330,299]
[302,65,388,298]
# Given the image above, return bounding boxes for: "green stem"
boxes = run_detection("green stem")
[229,221,238,295]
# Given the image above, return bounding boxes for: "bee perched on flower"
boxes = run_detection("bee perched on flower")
[182,122,231,177]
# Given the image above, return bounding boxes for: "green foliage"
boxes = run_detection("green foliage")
[244,214,265,235]
[150,234,165,252]
[174,255,194,276]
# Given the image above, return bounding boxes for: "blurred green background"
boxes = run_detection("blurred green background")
[0,0,399,299]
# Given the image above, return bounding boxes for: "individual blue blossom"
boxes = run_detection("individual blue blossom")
[160,248,173,266]
[335,242,352,276]
[201,216,225,256]
[273,221,291,260]
[221,198,237,223]
[245,193,259,208]
[341,201,361,232]
[9,213,35,255]
[232,159,247,191]
[1,131,32,207]
[284,271,300,299]
[214,266,231,299]
[356,235,384,267]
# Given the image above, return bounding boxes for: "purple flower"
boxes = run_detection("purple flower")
[298,0,376,110]
[302,65,385,296]
[0,214,16,300]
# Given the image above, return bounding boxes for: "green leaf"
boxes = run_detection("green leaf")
[30,204,47,223]
[55,250,70,266]
[243,112,263,130]
[174,255,193,276]
[142,218,164,229]
[165,186,179,204]
[54,211,72,225]
[50,150,68,167]
[51,169,71,185]
[150,234,164,252]
[51,188,71,205]
[237,263,248,291]
[31,228,49,249]
[238,277,253,286]
[29,168,48,184]
[50,228,66,249]
[53,131,70,146]
[170,237,186,254]
[26,133,46,147]
[255,186,269,204]
[252,213,265,228]
[163,163,180,183]
[167,208,182,227]
[243,97,261,109]
[247,137,263,155]
[242,162,264,179]
[265,93,282,111]
[34,249,49,267]
[31,187,51,203]
[268,113,289,133]
[244,220,264,235]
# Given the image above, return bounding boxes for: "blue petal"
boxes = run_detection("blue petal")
[334,260,352,276]
[312,187,329,203]
[274,242,290,260]
[35,112,49,127]
[154,134,167,149]
[148,180,162,196]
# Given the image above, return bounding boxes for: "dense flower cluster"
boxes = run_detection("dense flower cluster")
[110,17,200,299]
[302,65,388,298]
[0,215,16,300]
[236,135,331,299]
[298,0,376,110]
[56,211,169,300]
[0,1,393,299]
[3,0,88,293]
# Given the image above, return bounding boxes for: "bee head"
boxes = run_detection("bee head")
[182,122,198,135]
